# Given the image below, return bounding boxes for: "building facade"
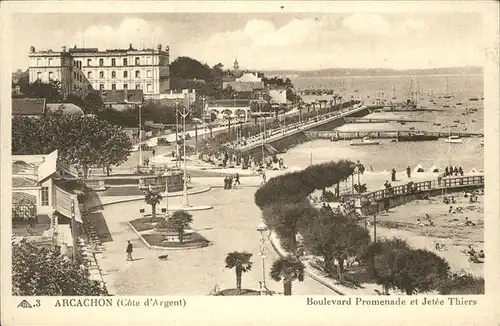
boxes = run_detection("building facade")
[28,46,93,99]
[67,44,170,98]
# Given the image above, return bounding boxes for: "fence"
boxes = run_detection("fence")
[342,174,484,215]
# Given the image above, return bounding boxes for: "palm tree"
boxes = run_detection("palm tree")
[270,256,305,296]
[163,210,193,243]
[144,189,163,222]
[225,251,253,294]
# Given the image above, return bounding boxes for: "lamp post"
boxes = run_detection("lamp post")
[174,99,181,168]
[177,103,191,208]
[71,200,77,262]
[201,95,207,140]
[256,219,268,295]
[369,201,378,242]
[138,104,142,167]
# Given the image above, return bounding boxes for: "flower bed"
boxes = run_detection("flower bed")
[141,232,209,249]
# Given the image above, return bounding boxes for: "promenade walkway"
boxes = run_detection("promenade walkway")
[234,103,367,152]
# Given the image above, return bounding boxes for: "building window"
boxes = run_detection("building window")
[87,58,91,66]
[123,71,128,78]
[48,58,53,66]
[99,58,104,66]
[100,71,104,79]
[135,70,140,78]
[135,84,141,90]
[99,84,104,90]
[111,84,116,90]
[124,83,128,90]
[88,71,92,79]
[73,72,76,79]
[37,72,42,80]
[37,59,41,66]
[74,85,77,90]
[147,84,152,92]
[48,72,54,80]
[41,187,49,206]
[88,85,92,91]
[146,70,152,78]
[135,57,140,65]
[111,58,116,66]
[111,71,116,78]
[123,58,128,66]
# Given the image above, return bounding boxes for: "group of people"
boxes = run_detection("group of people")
[445,166,464,177]
[223,173,240,189]
[465,245,485,263]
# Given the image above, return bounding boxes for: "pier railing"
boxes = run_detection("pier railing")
[342,174,484,215]
[234,104,368,152]
[307,130,484,141]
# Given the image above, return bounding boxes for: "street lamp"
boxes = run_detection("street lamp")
[138,104,143,167]
[369,201,378,242]
[174,99,181,168]
[256,219,269,295]
[177,101,191,208]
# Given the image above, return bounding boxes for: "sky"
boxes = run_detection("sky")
[10,12,484,71]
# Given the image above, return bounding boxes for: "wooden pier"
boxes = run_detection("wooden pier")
[344,117,426,124]
[306,130,484,141]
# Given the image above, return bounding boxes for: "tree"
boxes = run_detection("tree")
[224,251,253,294]
[144,190,163,222]
[12,239,108,296]
[12,115,132,178]
[163,210,193,243]
[66,94,85,108]
[300,209,371,280]
[83,91,105,115]
[364,238,450,295]
[438,273,485,295]
[269,256,305,296]
[262,200,317,254]
[25,80,63,103]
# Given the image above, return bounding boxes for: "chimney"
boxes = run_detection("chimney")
[62,46,66,52]
[129,43,133,50]
[157,44,162,51]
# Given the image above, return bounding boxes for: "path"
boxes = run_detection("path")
[95,186,336,295]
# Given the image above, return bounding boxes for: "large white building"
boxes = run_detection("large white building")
[28,46,93,99]
[67,44,170,98]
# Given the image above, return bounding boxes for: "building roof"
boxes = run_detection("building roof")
[12,177,39,188]
[98,90,143,104]
[12,98,46,116]
[12,192,37,205]
[46,103,85,116]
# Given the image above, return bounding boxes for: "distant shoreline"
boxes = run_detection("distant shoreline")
[289,73,483,80]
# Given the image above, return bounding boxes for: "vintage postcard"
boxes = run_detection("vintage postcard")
[1,1,499,325]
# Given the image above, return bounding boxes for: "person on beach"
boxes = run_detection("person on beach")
[126,240,133,261]
[406,166,411,178]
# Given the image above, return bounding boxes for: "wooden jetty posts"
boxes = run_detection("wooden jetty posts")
[306,130,484,141]
[344,117,426,124]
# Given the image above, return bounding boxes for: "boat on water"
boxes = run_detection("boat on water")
[456,102,463,105]
[444,135,463,144]
[469,97,479,101]
[350,137,380,146]
[433,122,441,126]
[397,132,439,142]
[443,104,450,108]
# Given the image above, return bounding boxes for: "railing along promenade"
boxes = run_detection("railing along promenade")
[234,103,368,152]
[341,174,485,215]
[307,130,484,141]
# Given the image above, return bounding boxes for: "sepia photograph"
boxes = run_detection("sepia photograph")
[1,1,499,325]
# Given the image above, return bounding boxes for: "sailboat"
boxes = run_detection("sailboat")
[443,77,452,99]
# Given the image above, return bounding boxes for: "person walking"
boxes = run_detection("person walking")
[235,173,240,185]
[126,240,133,261]
[152,149,156,156]
[261,171,267,184]
[406,166,411,178]
[391,168,396,182]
